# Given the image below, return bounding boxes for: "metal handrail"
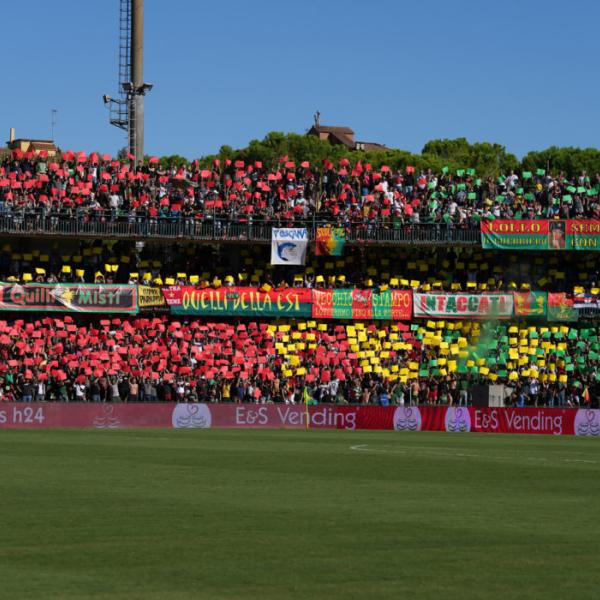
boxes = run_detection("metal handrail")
[0,211,481,245]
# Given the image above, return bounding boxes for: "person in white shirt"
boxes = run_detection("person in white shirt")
[329,378,339,399]
[35,381,46,402]
[74,382,86,402]
[505,171,519,190]
[110,193,121,210]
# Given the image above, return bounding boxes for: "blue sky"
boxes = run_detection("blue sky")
[2,0,599,158]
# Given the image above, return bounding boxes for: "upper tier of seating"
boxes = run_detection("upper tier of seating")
[2,152,598,233]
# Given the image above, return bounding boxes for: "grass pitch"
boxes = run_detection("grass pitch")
[1,429,599,600]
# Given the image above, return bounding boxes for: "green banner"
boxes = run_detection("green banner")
[548,293,578,322]
[163,286,312,317]
[482,219,600,250]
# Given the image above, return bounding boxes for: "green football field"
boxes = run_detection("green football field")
[1,429,599,600]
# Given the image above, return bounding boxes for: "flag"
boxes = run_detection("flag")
[303,386,312,405]
[271,228,308,265]
[513,292,547,317]
[548,293,578,322]
[315,227,346,256]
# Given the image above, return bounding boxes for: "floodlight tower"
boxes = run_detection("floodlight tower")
[103,0,152,162]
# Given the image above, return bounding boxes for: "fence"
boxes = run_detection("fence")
[0,212,480,245]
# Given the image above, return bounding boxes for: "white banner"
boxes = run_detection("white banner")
[271,228,308,265]
[413,293,514,319]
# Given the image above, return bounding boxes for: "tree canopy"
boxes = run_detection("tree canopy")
[155,132,599,178]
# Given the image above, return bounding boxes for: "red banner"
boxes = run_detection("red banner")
[312,289,412,320]
[0,403,594,437]
[467,407,575,435]
[388,291,413,320]
[0,403,172,429]
[352,289,372,319]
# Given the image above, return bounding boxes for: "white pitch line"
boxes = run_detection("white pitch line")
[349,444,598,465]
[349,444,370,451]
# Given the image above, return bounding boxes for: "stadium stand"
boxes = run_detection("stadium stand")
[0,316,598,406]
[1,152,599,231]
[0,149,600,406]
[0,242,598,297]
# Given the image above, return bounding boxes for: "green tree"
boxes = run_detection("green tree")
[521,146,600,177]
[156,132,600,179]
[159,155,189,169]
[422,138,519,177]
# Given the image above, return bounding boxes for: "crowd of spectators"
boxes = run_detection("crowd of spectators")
[0,315,598,408]
[2,150,600,227]
[0,240,599,297]
[2,151,600,407]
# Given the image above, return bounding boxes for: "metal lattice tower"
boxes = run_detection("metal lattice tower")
[108,0,131,130]
[104,0,151,161]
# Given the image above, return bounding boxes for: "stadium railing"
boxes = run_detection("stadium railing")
[0,211,480,245]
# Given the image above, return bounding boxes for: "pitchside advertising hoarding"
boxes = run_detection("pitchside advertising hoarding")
[481,219,600,250]
[1,403,599,437]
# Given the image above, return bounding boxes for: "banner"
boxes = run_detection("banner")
[312,289,412,320]
[513,292,547,318]
[163,286,312,317]
[481,219,600,250]
[0,403,593,437]
[271,228,308,265]
[0,284,138,313]
[548,293,578,322]
[316,227,346,256]
[372,290,413,320]
[138,285,166,308]
[413,293,513,319]
[573,292,600,310]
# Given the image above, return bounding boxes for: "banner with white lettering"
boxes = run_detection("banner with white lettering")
[481,219,600,251]
[0,403,589,437]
